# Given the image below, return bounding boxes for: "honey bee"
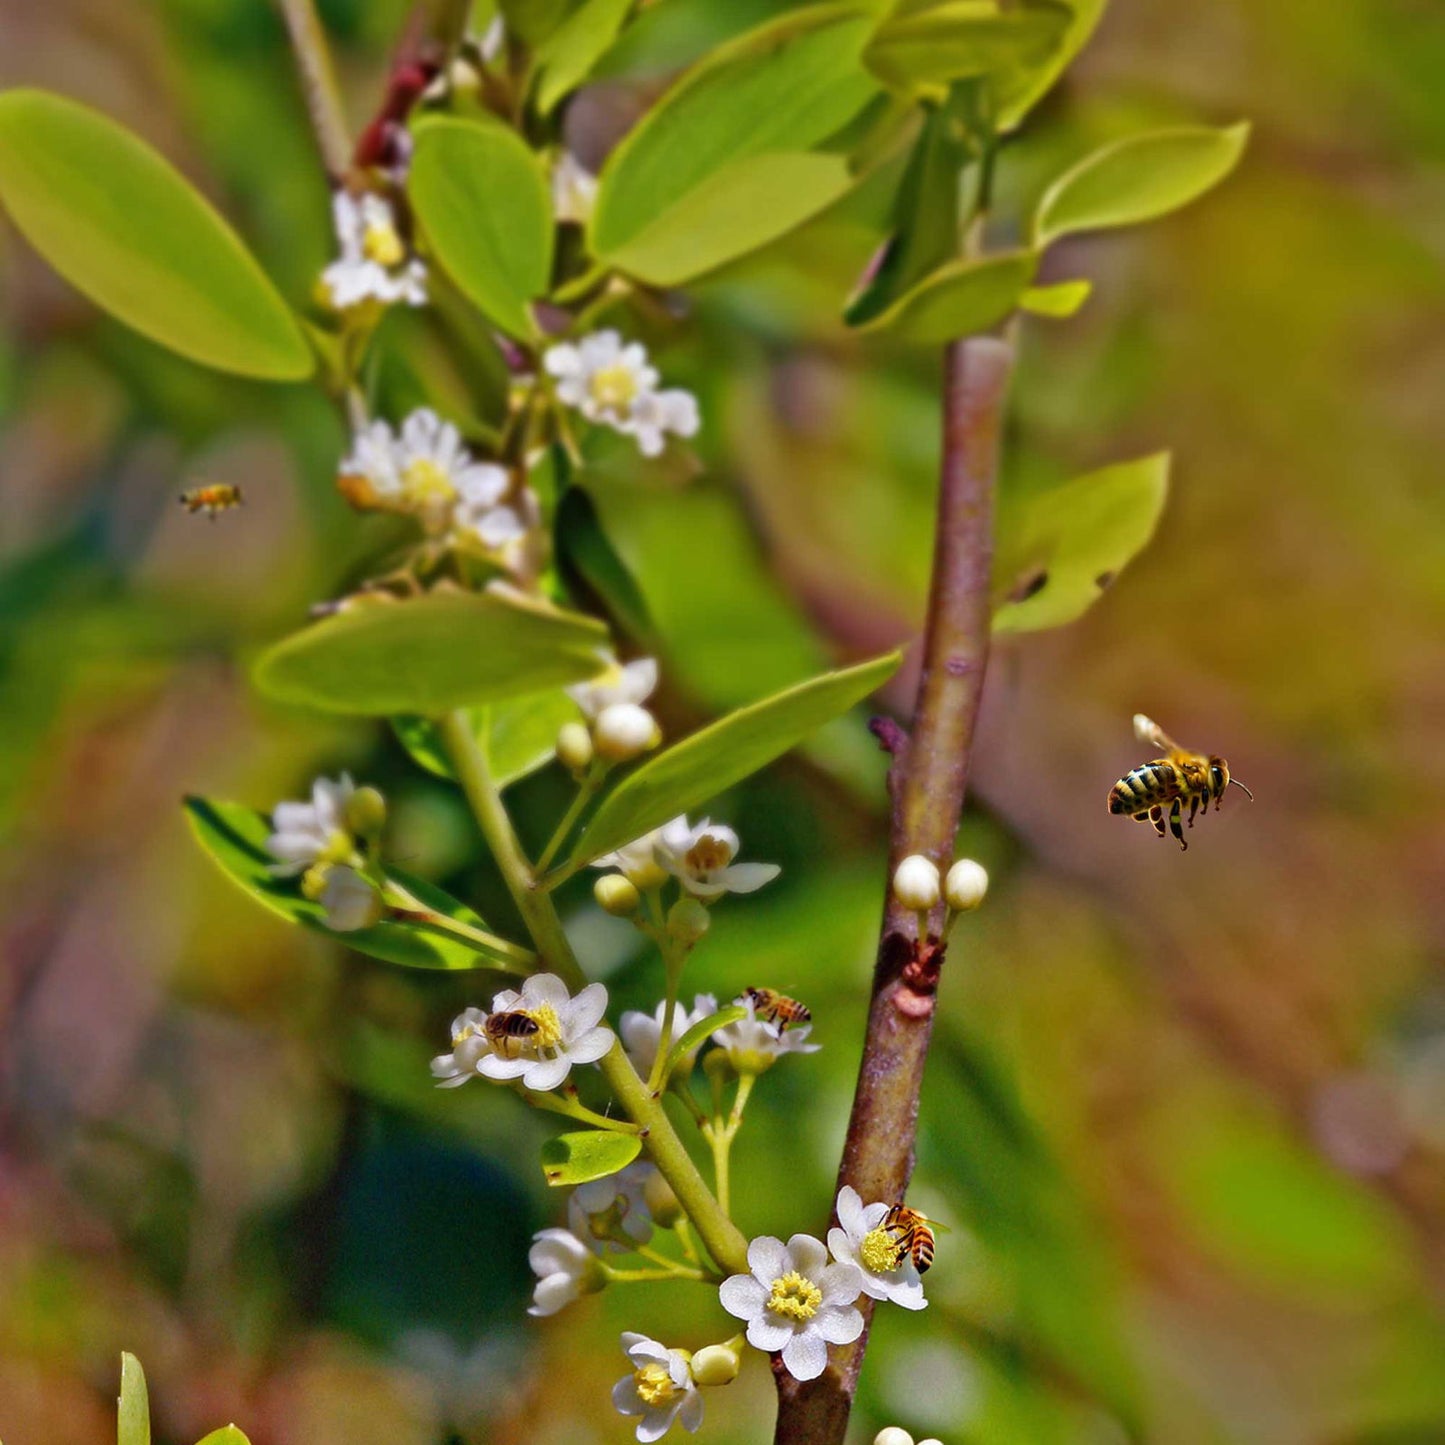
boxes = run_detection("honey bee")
[484,1010,540,1057]
[743,988,811,1031]
[882,1204,944,1274]
[178,482,244,518]
[1108,713,1253,850]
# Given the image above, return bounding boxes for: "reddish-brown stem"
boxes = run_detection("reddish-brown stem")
[772,335,1013,1444]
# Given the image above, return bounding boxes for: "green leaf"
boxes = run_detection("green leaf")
[394,691,578,788]
[997,0,1108,129]
[184,797,506,971]
[540,1130,643,1186]
[1020,277,1092,318]
[1034,123,1250,247]
[864,2,1072,92]
[591,5,879,269]
[409,117,554,338]
[856,250,1036,344]
[666,1005,745,1076]
[118,1354,150,1445]
[534,0,635,115]
[992,454,1169,634]
[0,91,311,381]
[252,590,608,717]
[194,1430,251,1445]
[554,651,900,878]
[556,486,657,647]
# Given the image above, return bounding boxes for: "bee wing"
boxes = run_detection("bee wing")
[1132,714,1181,754]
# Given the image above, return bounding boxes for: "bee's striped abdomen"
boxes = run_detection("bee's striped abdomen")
[1108,760,1179,814]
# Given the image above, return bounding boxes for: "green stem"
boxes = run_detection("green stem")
[274,0,353,181]
[535,763,605,876]
[704,1073,756,1219]
[385,884,537,973]
[518,1086,642,1134]
[647,940,688,1095]
[603,1265,710,1284]
[439,711,749,1276]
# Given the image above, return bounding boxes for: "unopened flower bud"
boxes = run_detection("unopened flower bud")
[556,720,594,773]
[344,785,388,839]
[944,857,989,912]
[642,1169,683,1228]
[874,1431,915,1445]
[690,1335,745,1387]
[594,873,641,917]
[593,702,660,763]
[667,896,710,945]
[892,854,941,911]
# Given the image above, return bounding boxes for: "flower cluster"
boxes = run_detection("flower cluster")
[565,653,663,767]
[545,330,700,458]
[322,191,427,311]
[266,773,387,931]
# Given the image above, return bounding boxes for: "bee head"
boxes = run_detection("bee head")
[1208,757,1228,798]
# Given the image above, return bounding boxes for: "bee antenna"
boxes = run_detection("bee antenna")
[1229,778,1254,801]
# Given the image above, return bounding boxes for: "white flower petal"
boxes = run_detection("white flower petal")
[719,1274,768,1320]
[747,1235,790,1284]
[781,1330,829,1382]
[814,1304,864,1345]
[786,1233,829,1277]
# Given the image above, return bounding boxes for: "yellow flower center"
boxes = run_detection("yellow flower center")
[318,829,354,866]
[401,457,455,503]
[860,1226,904,1274]
[685,835,730,874]
[589,362,640,413]
[634,1362,677,1407]
[583,1196,632,1244]
[767,1271,822,1322]
[524,1001,564,1051]
[362,219,406,268]
[453,1020,481,1047]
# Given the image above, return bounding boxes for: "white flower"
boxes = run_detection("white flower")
[620,995,719,1077]
[655,817,780,901]
[568,1160,657,1254]
[319,864,383,932]
[430,1008,493,1088]
[527,1227,604,1316]
[611,1333,703,1443]
[553,151,599,226]
[719,1234,863,1382]
[567,654,658,721]
[543,330,699,457]
[267,773,357,876]
[827,1186,926,1311]
[711,996,820,1074]
[476,973,615,1092]
[592,823,671,893]
[322,191,427,310]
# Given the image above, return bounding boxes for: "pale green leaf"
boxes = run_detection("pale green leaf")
[856,250,1036,344]
[118,1353,150,1445]
[394,691,579,788]
[251,590,608,717]
[998,0,1108,129]
[535,0,635,115]
[194,1430,251,1445]
[0,91,311,381]
[409,117,553,338]
[864,1,1071,92]
[1035,123,1250,247]
[666,1005,745,1076]
[185,797,507,971]
[541,1130,643,1186]
[1020,277,1092,318]
[556,484,657,647]
[993,454,1169,634]
[554,651,901,879]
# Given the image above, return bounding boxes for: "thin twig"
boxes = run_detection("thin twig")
[275,0,353,181]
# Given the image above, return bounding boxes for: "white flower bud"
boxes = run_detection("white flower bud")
[344,784,388,839]
[593,702,660,762]
[320,865,383,932]
[689,1336,744,1387]
[874,1431,915,1445]
[944,857,989,911]
[667,896,710,945]
[594,873,641,917]
[918,1439,944,1445]
[556,720,594,772]
[892,854,941,911]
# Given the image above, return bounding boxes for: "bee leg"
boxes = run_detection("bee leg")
[1132,811,1151,825]
[1188,794,1201,828]
[1168,799,1187,850]
[1148,806,1166,838]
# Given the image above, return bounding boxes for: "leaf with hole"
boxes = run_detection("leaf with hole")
[992,454,1170,633]
[856,250,1036,344]
[541,1130,643,1186]
[0,91,312,381]
[252,590,608,717]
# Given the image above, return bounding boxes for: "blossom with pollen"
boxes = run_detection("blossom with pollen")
[719,1234,863,1382]
[429,1008,493,1088]
[568,1160,657,1254]
[711,995,820,1075]
[322,191,427,310]
[591,822,671,893]
[544,330,699,457]
[620,995,719,1078]
[267,773,358,877]
[611,1332,703,1442]
[827,1186,927,1311]
[655,816,780,901]
[527,1227,604,1317]
[567,654,658,721]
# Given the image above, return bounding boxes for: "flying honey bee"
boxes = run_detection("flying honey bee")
[882,1204,946,1274]
[178,482,244,518]
[744,988,811,1031]
[1108,713,1253,850]
[484,1010,541,1057]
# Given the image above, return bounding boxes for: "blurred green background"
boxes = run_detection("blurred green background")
[3,1,1445,1442]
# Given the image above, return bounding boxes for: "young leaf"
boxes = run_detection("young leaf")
[534,0,635,115]
[118,1353,150,1445]
[541,1130,643,1186]
[553,651,901,879]
[992,453,1170,634]
[856,250,1037,344]
[1034,123,1250,247]
[185,797,508,971]
[1020,277,1092,318]
[194,1430,251,1445]
[252,590,608,717]
[394,691,579,788]
[864,1,1072,93]
[556,486,657,648]
[591,5,879,272]
[665,1005,746,1077]
[409,117,554,339]
[997,0,1108,130]
[0,91,312,381]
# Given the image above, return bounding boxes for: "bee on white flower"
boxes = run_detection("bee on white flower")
[710,994,820,1076]
[611,1332,704,1442]
[321,191,427,311]
[552,150,599,226]
[827,1185,927,1311]
[544,330,700,458]
[655,816,780,901]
